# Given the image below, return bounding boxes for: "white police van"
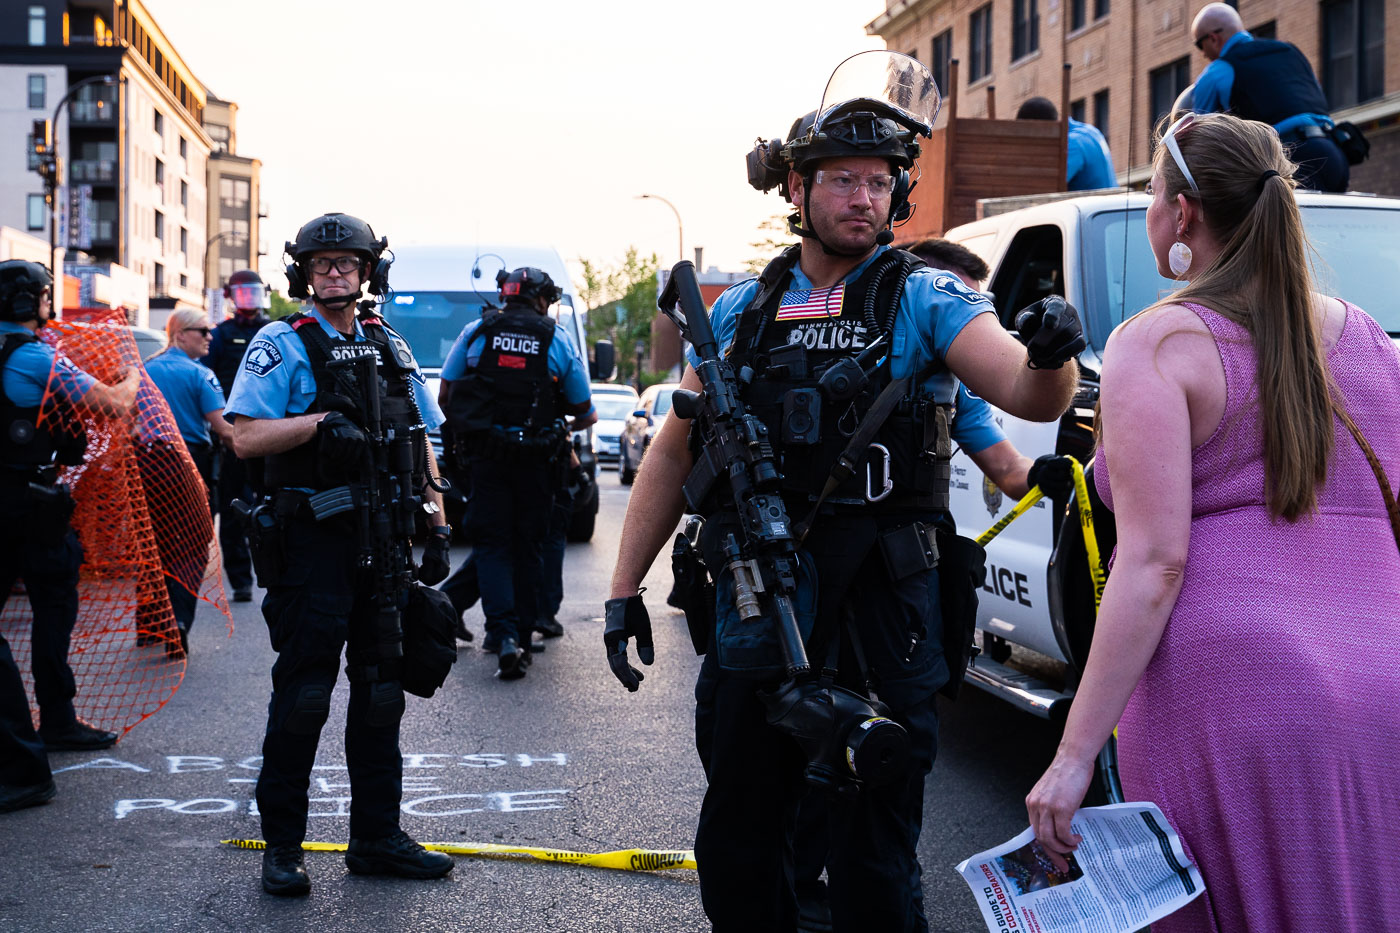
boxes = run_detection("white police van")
[943,190,1400,797]
[377,243,607,542]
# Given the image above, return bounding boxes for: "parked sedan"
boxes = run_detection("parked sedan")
[590,383,641,467]
[617,382,678,485]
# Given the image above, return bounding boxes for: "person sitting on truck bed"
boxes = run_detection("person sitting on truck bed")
[1016,97,1117,192]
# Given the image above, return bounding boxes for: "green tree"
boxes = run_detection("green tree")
[579,247,660,388]
[745,212,798,274]
[268,290,302,320]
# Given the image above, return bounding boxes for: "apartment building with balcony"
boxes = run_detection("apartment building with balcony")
[0,0,214,314]
[867,0,1399,193]
[203,93,262,302]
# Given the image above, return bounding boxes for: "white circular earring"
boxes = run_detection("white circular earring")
[1168,240,1193,278]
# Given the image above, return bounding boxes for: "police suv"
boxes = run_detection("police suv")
[943,190,1400,793]
[376,244,605,541]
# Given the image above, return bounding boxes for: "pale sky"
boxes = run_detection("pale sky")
[143,0,889,290]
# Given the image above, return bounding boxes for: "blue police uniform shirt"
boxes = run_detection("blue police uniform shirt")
[951,384,1004,454]
[224,308,445,430]
[0,321,95,407]
[1192,31,1331,133]
[441,315,595,417]
[684,246,992,406]
[144,346,224,445]
[1066,119,1117,190]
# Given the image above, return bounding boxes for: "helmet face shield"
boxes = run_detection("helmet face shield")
[228,283,270,312]
[815,50,941,139]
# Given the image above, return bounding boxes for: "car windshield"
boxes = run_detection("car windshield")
[1084,204,1400,351]
[378,291,496,369]
[652,389,674,417]
[595,396,637,421]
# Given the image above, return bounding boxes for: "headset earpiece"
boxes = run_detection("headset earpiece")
[284,262,309,299]
[891,169,913,224]
[8,292,37,321]
[368,254,392,297]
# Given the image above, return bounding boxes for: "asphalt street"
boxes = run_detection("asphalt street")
[0,471,1063,933]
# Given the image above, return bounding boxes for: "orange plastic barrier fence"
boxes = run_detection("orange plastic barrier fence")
[0,311,231,738]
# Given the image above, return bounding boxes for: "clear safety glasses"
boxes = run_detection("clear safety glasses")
[1160,113,1200,193]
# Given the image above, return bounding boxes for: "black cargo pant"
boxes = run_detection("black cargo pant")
[693,530,945,933]
[215,442,254,593]
[466,456,551,647]
[0,478,84,751]
[255,517,404,847]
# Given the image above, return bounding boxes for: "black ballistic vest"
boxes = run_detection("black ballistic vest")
[263,312,424,489]
[444,306,558,435]
[0,331,86,471]
[209,315,270,401]
[1222,38,1331,125]
[721,248,951,514]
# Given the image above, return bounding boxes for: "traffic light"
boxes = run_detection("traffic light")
[31,119,55,183]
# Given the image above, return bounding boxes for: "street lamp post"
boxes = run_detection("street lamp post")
[635,193,683,266]
[40,74,116,285]
[204,230,235,313]
[634,339,646,392]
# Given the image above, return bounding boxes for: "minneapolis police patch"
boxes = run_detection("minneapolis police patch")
[928,272,986,306]
[243,341,283,377]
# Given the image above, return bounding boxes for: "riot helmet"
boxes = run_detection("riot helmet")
[283,212,391,309]
[0,260,53,323]
[496,267,562,311]
[746,51,940,255]
[223,268,270,318]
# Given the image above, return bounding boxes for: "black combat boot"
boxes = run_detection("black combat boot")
[0,779,56,813]
[496,637,526,680]
[39,719,118,751]
[345,830,453,878]
[262,844,311,896]
[536,616,564,638]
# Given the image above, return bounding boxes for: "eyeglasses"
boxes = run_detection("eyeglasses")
[306,256,362,275]
[813,170,897,198]
[182,327,212,337]
[1193,29,1220,51]
[1160,113,1200,192]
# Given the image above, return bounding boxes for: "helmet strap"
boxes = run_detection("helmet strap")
[313,289,359,312]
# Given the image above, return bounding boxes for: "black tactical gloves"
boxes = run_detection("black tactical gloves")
[1014,296,1086,370]
[418,527,452,586]
[1026,454,1075,502]
[604,593,654,692]
[317,412,369,468]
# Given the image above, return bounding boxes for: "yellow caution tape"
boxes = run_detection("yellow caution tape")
[975,486,1045,548]
[221,839,696,872]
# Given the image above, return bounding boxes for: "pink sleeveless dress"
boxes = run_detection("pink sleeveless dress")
[1094,301,1400,932]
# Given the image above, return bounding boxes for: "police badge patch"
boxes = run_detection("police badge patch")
[929,272,987,306]
[243,341,283,377]
[983,474,1003,517]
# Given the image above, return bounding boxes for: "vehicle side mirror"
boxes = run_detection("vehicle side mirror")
[591,340,615,381]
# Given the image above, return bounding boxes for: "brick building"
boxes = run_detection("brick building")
[866,0,1399,193]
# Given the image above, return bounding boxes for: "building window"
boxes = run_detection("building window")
[179,273,188,288]
[154,210,165,243]
[155,158,165,186]
[180,227,188,257]
[969,5,993,82]
[180,180,189,213]
[1013,0,1040,60]
[1070,98,1087,123]
[1093,89,1110,136]
[27,194,46,231]
[1322,0,1384,108]
[932,29,953,98]
[220,177,250,210]
[219,257,235,282]
[1250,19,1276,40]
[153,109,163,140]
[26,134,40,171]
[219,217,250,249]
[154,263,165,289]
[179,136,187,162]
[1094,0,1109,20]
[28,6,45,45]
[1070,0,1086,31]
[28,74,45,110]
[1149,57,1192,144]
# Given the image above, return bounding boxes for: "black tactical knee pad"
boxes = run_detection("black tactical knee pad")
[365,681,405,729]
[284,684,332,735]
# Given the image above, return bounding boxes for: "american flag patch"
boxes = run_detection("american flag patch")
[774,282,845,320]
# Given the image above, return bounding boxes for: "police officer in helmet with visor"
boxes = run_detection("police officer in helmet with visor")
[0,260,140,813]
[224,213,454,896]
[606,52,1085,931]
[203,268,273,603]
[440,266,595,680]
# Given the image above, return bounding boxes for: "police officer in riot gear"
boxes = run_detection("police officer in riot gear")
[606,52,1084,931]
[224,213,453,895]
[0,260,139,812]
[203,268,272,602]
[440,267,595,679]
[1190,2,1350,191]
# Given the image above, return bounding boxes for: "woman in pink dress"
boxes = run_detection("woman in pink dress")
[1025,110,1400,931]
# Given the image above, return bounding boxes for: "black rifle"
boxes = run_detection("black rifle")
[658,261,908,793]
[320,351,423,678]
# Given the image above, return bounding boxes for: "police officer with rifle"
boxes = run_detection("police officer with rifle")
[440,267,595,679]
[225,213,455,896]
[0,260,138,813]
[203,268,273,603]
[605,52,1085,931]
